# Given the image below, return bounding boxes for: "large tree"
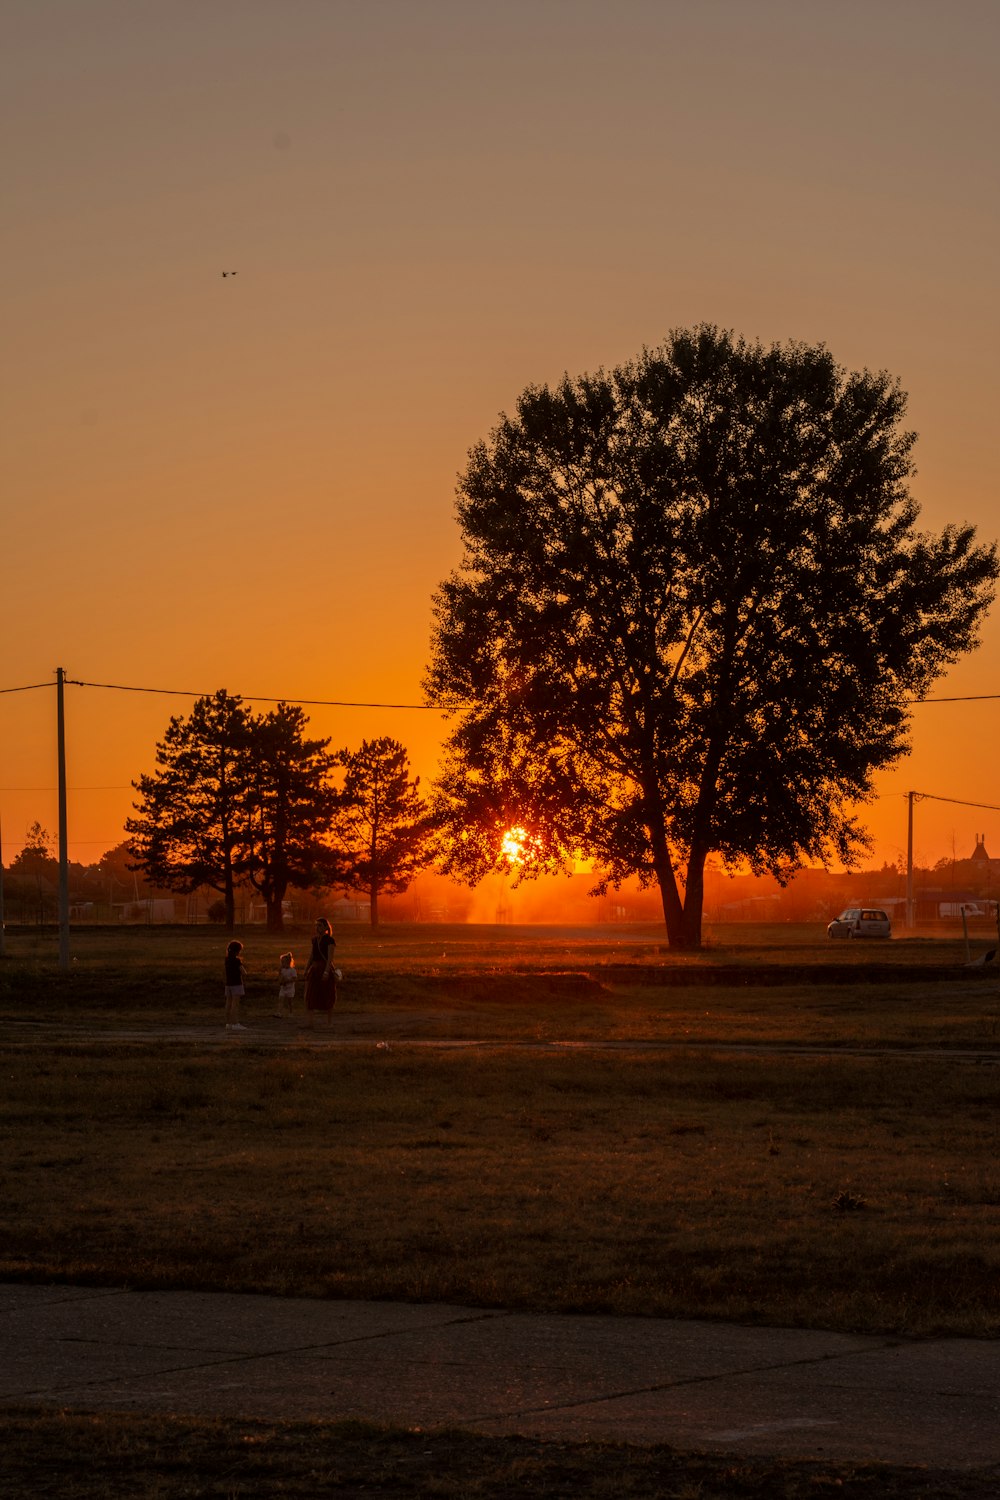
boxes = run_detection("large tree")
[127,691,339,931]
[241,703,340,931]
[425,326,998,950]
[127,690,253,930]
[331,738,437,927]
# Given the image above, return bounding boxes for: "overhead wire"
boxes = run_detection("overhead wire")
[4,675,1000,706]
[2,678,999,856]
[64,678,462,709]
[904,792,1000,813]
[914,693,1000,703]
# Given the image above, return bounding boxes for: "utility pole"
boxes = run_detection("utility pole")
[905,790,915,931]
[0,815,6,958]
[56,667,70,972]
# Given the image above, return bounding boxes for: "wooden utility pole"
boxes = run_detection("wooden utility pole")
[56,667,70,972]
[0,815,6,958]
[905,790,915,930]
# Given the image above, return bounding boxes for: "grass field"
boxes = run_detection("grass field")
[2,922,999,1336]
[3,921,1000,1046]
[3,1411,995,1499]
[3,923,999,1495]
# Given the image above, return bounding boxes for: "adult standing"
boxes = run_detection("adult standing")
[304,916,337,1028]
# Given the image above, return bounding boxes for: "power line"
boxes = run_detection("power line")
[914,693,1000,704]
[906,791,1000,813]
[0,676,460,710]
[2,675,1000,707]
[64,678,463,710]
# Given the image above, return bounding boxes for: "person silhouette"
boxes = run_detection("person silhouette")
[304,918,337,1027]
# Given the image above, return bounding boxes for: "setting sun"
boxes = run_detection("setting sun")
[501,826,538,865]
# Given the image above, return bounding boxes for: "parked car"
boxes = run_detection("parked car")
[827,907,892,939]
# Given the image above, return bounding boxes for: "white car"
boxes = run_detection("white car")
[827,907,892,939]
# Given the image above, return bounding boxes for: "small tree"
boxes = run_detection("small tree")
[426,326,999,950]
[18,821,53,860]
[7,822,58,924]
[331,738,437,927]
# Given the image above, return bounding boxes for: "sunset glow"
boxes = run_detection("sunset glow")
[3,2,999,880]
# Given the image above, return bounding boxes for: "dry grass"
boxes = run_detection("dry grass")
[3,924,999,1338]
[3,922,999,1048]
[2,1410,997,1498]
[4,926,999,1491]
[2,1035,998,1335]
[2,918,994,984]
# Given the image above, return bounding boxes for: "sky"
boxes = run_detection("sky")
[3,0,998,882]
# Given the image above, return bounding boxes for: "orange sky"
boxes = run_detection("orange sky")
[3,0,998,880]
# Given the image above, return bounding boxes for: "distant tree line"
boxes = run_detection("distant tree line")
[6,818,993,932]
[1,825,169,927]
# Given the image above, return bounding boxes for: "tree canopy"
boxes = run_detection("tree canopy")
[331,737,437,927]
[239,703,341,930]
[126,690,339,931]
[425,325,999,949]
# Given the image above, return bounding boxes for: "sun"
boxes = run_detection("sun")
[501,826,531,865]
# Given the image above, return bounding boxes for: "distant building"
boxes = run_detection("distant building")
[246,899,293,924]
[970,833,992,867]
[112,898,178,922]
[331,896,371,922]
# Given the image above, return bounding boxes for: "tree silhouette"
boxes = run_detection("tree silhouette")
[127,691,339,931]
[331,738,437,927]
[242,703,340,931]
[7,822,58,924]
[426,326,999,950]
[127,690,252,930]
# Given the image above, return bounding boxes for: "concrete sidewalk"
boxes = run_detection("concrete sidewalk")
[2,1283,998,1469]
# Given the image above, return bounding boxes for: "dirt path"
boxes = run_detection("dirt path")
[4,1015,1000,1062]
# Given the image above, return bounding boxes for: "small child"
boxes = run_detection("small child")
[224,940,248,1032]
[274,951,297,1019]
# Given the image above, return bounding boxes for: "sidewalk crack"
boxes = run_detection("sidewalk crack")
[465,1339,902,1424]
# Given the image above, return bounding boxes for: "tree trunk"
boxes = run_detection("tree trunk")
[266,895,285,933]
[676,842,709,951]
[370,878,379,929]
[670,708,728,950]
[646,812,692,949]
[649,840,707,951]
[658,884,704,950]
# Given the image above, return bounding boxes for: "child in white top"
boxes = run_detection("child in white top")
[274,951,296,1019]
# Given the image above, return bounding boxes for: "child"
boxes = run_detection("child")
[274,951,297,1019]
[224,940,248,1032]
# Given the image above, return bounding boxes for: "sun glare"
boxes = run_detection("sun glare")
[501,826,533,864]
